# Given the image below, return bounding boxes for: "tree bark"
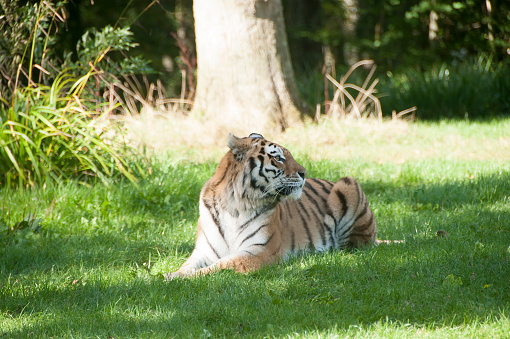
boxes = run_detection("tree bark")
[341,0,359,66]
[192,0,309,132]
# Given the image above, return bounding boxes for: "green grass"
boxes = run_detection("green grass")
[1,121,510,338]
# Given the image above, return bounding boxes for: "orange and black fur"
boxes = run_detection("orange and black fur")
[165,133,377,279]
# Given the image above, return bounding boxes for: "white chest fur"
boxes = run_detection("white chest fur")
[198,199,274,262]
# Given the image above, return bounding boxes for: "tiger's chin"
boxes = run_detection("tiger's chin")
[276,182,305,200]
[286,188,303,200]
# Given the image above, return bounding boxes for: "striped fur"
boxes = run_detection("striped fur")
[164,133,377,279]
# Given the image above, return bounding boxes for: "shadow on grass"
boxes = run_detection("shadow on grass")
[3,233,509,338]
[362,170,510,209]
[1,167,510,337]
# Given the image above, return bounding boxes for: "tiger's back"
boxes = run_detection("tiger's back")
[165,133,377,279]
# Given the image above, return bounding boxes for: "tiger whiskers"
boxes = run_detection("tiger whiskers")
[261,183,281,205]
[261,177,304,200]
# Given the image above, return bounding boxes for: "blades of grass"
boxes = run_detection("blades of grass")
[7,131,41,183]
[4,120,34,133]
[18,111,73,139]
[327,74,362,118]
[0,143,26,182]
[343,83,382,120]
[3,60,144,188]
[19,138,39,186]
[49,73,78,104]
[48,103,138,185]
[50,132,113,178]
[340,60,374,86]
[69,71,94,98]
[4,121,69,184]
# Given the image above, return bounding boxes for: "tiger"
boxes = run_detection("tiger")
[164,133,378,280]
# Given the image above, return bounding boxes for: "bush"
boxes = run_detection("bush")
[380,56,510,120]
[0,72,144,188]
[0,1,149,188]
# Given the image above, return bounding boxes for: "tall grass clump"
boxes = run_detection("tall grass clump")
[381,55,510,120]
[319,61,415,121]
[0,72,141,187]
[0,1,149,188]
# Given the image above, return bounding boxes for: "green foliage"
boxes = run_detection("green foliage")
[0,72,143,187]
[74,25,152,75]
[294,54,510,120]
[0,0,64,103]
[285,0,510,71]
[0,1,151,188]
[403,0,510,58]
[0,1,154,106]
[293,0,347,48]
[0,212,43,247]
[285,1,510,119]
[63,25,154,96]
[1,121,510,337]
[70,0,185,97]
[380,56,510,119]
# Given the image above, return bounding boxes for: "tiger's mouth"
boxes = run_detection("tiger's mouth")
[275,179,305,199]
[276,185,302,196]
[261,176,305,200]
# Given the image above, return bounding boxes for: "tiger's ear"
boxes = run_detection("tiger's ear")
[228,133,251,161]
[227,133,242,150]
[249,133,264,139]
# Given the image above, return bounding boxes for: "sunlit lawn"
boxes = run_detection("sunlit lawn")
[1,119,510,338]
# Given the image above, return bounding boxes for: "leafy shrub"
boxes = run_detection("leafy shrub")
[62,25,153,101]
[380,56,510,119]
[0,1,153,105]
[0,1,61,104]
[0,72,143,187]
[0,1,149,188]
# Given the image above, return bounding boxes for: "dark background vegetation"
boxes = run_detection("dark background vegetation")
[1,0,510,119]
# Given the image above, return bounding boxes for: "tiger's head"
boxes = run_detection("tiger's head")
[227,133,306,203]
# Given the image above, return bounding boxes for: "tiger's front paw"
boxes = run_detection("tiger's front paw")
[163,272,180,281]
[163,269,196,281]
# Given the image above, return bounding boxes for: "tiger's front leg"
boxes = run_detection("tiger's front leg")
[165,252,275,280]
[195,252,275,275]
[164,217,224,280]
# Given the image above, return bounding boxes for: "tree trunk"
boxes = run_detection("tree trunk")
[341,0,359,66]
[175,0,196,100]
[192,0,309,132]
[428,0,438,49]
